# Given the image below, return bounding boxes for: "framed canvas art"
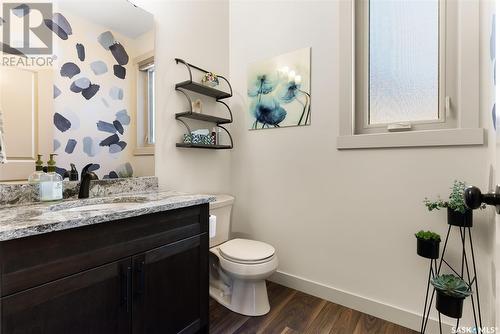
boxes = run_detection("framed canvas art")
[247,47,311,130]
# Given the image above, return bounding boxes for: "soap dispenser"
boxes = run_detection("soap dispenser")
[40,154,63,201]
[28,154,45,185]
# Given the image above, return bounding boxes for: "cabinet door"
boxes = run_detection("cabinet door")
[2,258,132,334]
[132,233,208,334]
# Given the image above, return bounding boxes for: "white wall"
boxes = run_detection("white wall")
[229,0,494,330]
[135,0,231,193]
[132,0,495,330]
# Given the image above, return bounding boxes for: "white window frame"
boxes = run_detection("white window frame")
[146,67,155,145]
[337,0,484,149]
[133,51,155,156]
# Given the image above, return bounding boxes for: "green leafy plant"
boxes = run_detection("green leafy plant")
[424,180,485,213]
[431,274,472,298]
[415,230,441,242]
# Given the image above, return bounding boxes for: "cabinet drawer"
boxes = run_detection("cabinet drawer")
[0,204,209,296]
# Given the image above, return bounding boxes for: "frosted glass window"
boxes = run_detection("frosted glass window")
[369,0,439,125]
[147,67,155,145]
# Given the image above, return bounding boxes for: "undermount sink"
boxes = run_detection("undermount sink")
[59,202,137,212]
[48,196,148,212]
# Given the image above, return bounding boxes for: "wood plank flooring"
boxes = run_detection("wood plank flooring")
[209,281,417,334]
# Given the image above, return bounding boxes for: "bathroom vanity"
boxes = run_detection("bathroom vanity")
[0,184,212,334]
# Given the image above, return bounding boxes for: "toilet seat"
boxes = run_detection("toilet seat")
[219,238,275,264]
[211,247,279,281]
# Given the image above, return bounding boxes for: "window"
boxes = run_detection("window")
[147,67,155,144]
[338,0,483,148]
[134,54,155,155]
[356,0,446,134]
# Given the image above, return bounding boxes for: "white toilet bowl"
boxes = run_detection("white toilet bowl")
[209,238,278,316]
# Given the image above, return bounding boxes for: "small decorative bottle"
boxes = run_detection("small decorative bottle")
[211,127,217,145]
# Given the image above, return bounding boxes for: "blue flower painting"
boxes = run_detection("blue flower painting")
[247,48,311,130]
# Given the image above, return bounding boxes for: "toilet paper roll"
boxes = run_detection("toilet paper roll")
[209,215,216,238]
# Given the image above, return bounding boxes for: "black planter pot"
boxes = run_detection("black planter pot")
[447,208,473,227]
[416,238,440,259]
[435,290,465,318]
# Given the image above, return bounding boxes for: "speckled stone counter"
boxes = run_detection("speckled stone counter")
[0,190,215,241]
[0,176,159,205]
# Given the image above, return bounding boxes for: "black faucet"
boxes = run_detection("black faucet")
[63,163,79,181]
[79,164,98,199]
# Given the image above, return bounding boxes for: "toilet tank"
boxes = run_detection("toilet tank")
[209,194,234,247]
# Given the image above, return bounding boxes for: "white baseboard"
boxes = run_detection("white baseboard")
[269,270,453,333]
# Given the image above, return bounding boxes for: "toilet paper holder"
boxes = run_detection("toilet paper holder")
[209,215,217,238]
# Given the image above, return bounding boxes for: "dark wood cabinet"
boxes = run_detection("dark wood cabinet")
[2,259,131,334]
[0,204,209,334]
[132,234,208,334]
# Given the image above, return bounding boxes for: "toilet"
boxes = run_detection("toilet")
[209,195,278,316]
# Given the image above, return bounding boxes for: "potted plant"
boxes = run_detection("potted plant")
[415,230,441,259]
[424,180,485,227]
[431,274,472,318]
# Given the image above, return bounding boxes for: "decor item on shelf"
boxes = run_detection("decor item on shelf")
[247,47,311,130]
[210,127,221,145]
[211,127,217,145]
[431,274,472,319]
[201,72,219,87]
[192,99,203,113]
[415,230,440,259]
[183,133,214,145]
[423,180,486,227]
[196,134,214,145]
[192,129,210,136]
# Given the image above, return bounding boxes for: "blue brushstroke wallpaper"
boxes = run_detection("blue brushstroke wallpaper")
[46,7,153,178]
[247,48,311,130]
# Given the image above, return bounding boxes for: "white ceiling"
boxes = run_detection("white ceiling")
[55,0,154,39]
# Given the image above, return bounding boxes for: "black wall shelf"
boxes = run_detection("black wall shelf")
[175,112,231,125]
[174,58,234,150]
[176,143,232,150]
[175,81,231,100]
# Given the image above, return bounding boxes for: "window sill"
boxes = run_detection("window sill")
[337,128,485,150]
[133,146,155,156]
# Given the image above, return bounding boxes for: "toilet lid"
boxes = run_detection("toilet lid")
[219,238,275,263]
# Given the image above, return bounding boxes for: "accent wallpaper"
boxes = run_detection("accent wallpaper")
[49,7,153,178]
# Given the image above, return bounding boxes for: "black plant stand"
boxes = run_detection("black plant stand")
[419,257,439,333]
[420,223,482,333]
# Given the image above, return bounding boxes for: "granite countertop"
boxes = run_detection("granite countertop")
[0,191,215,242]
